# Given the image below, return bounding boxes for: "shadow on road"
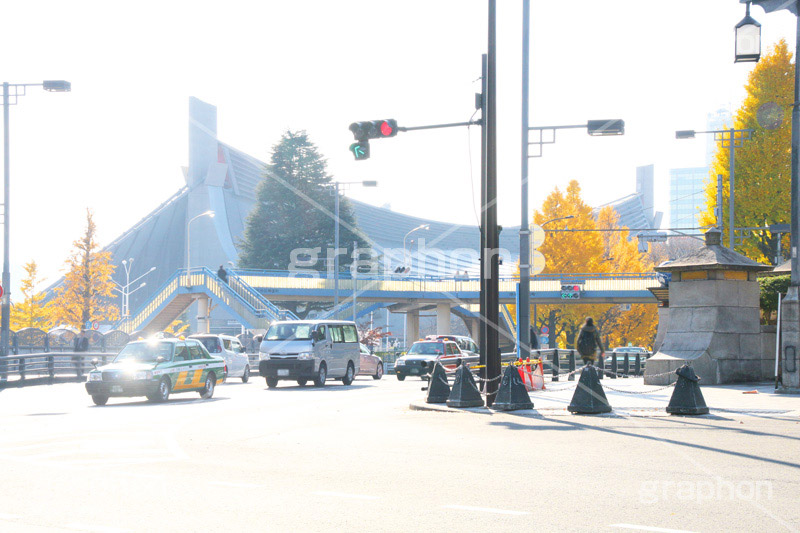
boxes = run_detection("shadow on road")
[87,396,230,408]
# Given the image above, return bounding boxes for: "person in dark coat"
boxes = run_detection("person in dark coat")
[576,317,604,365]
[217,265,228,284]
[73,330,89,352]
[529,326,540,351]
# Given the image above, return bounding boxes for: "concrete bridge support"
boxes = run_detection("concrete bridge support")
[197,297,210,334]
[406,309,420,347]
[436,303,451,335]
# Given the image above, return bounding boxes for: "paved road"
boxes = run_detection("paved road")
[0,375,798,532]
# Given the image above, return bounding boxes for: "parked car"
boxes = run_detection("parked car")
[85,337,226,405]
[358,343,384,380]
[258,320,361,388]
[190,333,251,383]
[394,340,466,381]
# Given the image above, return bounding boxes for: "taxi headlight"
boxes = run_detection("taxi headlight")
[297,352,313,360]
[259,352,270,361]
[395,359,406,366]
[133,371,153,380]
[88,372,102,382]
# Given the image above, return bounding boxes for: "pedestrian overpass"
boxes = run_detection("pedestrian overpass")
[119,268,661,337]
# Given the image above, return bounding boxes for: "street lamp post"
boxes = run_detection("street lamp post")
[675,128,752,249]
[113,258,156,319]
[186,210,215,279]
[1,80,70,359]
[403,224,430,275]
[330,180,377,309]
[737,0,800,392]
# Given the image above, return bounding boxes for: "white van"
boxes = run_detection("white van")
[258,320,361,388]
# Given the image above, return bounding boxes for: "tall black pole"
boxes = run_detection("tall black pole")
[519,0,531,361]
[1,82,10,361]
[484,0,501,405]
[479,54,488,385]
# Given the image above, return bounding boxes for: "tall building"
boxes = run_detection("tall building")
[668,167,708,231]
[706,107,733,166]
[594,164,662,237]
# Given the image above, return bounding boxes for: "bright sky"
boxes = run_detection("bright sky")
[1,0,797,294]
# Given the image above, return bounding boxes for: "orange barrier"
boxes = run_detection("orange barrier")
[518,358,545,391]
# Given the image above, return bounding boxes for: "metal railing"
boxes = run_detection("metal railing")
[533,349,651,381]
[0,352,117,387]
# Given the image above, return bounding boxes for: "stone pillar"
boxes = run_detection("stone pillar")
[197,297,210,334]
[436,303,451,335]
[406,309,420,347]
[779,286,800,392]
[468,318,480,342]
[652,305,669,354]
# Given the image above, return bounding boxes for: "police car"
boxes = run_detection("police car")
[85,337,227,406]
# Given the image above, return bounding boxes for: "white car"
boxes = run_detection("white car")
[190,334,251,383]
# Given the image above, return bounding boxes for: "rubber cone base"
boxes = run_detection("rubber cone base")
[426,362,451,404]
[568,366,612,414]
[493,364,533,411]
[446,364,484,408]
[666,365,709,415]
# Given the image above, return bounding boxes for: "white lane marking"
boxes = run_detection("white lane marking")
[442,504,528,516]
[610,524,698,533]
[65,523,133,533]
[208,481,265,489]
[312,491,380,500]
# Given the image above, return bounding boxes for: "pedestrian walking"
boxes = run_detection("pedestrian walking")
[217,265,228,284]
[576,317,604,365]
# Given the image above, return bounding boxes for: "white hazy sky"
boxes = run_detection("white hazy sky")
[1,0,797,294]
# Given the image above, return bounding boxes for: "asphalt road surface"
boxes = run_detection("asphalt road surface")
[1,375,798,532]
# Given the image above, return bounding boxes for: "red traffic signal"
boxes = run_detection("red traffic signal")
[349,119,398,140]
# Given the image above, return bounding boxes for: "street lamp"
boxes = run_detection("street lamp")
[541,215,575,228]
[113,259,156,319]
[1,80,71,359]
[403,224,430,275]
[675,128,753,249]
[735,2,762,62]
[186,210,214,278]
[329,180,377,308]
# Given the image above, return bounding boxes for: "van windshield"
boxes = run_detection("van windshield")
[266,323,313,341]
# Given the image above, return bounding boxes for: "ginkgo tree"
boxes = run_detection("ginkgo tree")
[699,40,793,263]
[49,210,119,329]
[510,181,658,350]
[10,260,51,331]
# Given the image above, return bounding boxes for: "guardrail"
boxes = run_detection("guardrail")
[0,352,117,388]
[532,349,650,380]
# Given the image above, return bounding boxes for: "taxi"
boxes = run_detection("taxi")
[394,340,466,381]
[85,337,227,406]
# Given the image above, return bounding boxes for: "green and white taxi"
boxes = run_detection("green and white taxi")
[85,337,227,406]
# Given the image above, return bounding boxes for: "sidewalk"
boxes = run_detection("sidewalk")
[409,378,800,418]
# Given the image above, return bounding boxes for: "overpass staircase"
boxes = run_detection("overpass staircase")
[117,267,299,334]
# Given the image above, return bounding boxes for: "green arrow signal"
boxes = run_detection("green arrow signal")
[349,142,370,160]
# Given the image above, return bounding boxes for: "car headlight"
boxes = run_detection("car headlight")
[259,352,270,361]
[88,372,102,382]
[297,352,313,360]
[132,371,153,380]
[395,359,405,366]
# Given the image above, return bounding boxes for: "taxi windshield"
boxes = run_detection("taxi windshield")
[408,343,443,355]
[266,323,313,341]
[114,341,174,363]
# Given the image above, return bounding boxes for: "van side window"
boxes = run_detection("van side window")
[223,339,231,350]
[343,325,358,343]
[330,326,344,343]
[317,325,326,340]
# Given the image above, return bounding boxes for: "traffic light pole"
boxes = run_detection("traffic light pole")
[483,0,501,406]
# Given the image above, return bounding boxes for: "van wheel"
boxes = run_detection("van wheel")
[92,395,108,406]
[397,374,406,381]
[373,363,384,380]
[297,379,307,386]
[313,363,327,387]
[342,362,355,386]
[241,366,250,383]
[266,377,279,388]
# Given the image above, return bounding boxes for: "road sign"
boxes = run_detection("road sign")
[540,326,549,335]
[540,336,549,345]
[92,321,99,331]
[84,320,92,330]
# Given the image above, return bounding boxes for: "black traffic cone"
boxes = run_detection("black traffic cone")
[426,362,451,404]
[446,362,484,408]
[568,365,612,414]
[666,365,709,415]
[492,364,533,411]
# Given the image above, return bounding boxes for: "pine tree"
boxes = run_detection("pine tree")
[238,130,368,318]
[49,210,119,329]
[10,260,51,331]
[698,40,794,263]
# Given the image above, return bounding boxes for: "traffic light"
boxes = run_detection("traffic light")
[349,141,370,161]
[560,284,581,300]
[349,119,398,140]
